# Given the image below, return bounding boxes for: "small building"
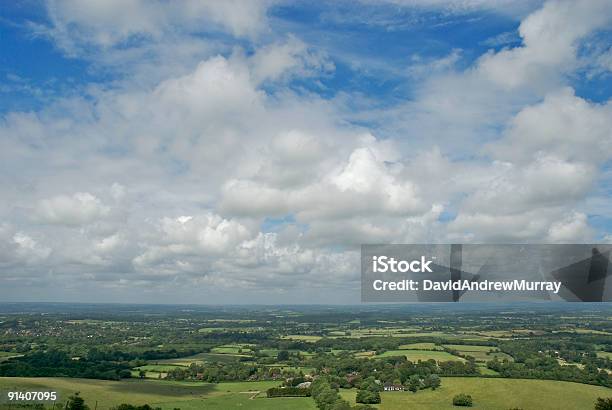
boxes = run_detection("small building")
[296,381,312,389]
[383,383,404,391]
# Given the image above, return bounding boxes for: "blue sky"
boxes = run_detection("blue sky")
[1,2,606,112]
[0,1,525,110]
[0,0,611,304]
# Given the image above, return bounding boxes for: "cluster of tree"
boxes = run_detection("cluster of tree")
[499,338,612,371]
[277,350,290,361]
[407,374,441,393]
[308,352,475,388]
[452,393,473,407]
[165,361,301,382]
[487,356,610,387]
[558,350,612,371]
[266,386,311,397]
[438,359,478,376]
[0,345,213,380]
[87,347,199,362]
[0,350,132,380]
[355,377,381,404]
[310,377,375,410]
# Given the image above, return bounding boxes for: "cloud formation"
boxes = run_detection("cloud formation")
[0,0,611,303]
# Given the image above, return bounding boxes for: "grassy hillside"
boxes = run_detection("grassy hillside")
[0,378,307,410]
[341,377,610,410]
[5,375,605,410]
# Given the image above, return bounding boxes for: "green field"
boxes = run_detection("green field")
[597,351,612,359]
[442,344,512,363]
[442,344,493,352]
[210,344,253,354]
[464,351,513,363]
[377,350,465,362]
[258,348,279,357]
[571,329,612,335]
[477,366,499,375]
[197,327,228,333]
[328,331,351,336]
[0,352,16,357]
[131,364,186,379]
[281,335,322,342]
[340,377,612,410]
[398,343,439,350]
[0,352,21,363]
[324,328,492,340]
[354,351,376,358]
[474,330,515,338]
[156,352,247,365]
[0,378,302,409]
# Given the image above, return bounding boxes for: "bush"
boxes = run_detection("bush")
[266,386,311,397]
[453,393,473,407]
[65,393,89,410]
[595,397,612,410]
[118,369,132,378]
[276,350,290,361]
[111,405,161,410]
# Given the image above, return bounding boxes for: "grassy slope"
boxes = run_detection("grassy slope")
[0,378,285,410]
[341,377,611,410]
[155,395,316,410]
[2,376,609,410]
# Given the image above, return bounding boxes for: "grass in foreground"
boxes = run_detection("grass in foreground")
[0,378,280,409]
[340,377,611,410]
[155,394,316,410]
